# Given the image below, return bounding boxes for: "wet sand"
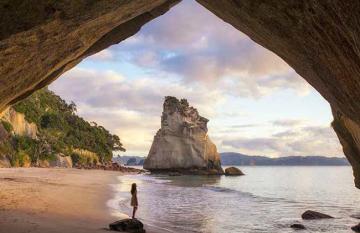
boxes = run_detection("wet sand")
[0,168,150,233]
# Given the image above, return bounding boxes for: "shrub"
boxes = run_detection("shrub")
[0,141,14,159]
[12,87,126,165]
[11,150,31,167]
[1,120,13,133]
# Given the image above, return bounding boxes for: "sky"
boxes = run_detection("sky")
[49,0,343,158]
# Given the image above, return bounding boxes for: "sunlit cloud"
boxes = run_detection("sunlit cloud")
[222,126,342,157]
[272,119,305,127]
[50,67,226,155]
[88,49,114,61]
[106,0,310,98]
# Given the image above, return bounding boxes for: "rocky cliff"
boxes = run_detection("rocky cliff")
[0,107,73,168]
[332,109,360,188]
[144,97,223,175]
[1,108,38,139]
[0,88,125,168]
[0,107,38,167]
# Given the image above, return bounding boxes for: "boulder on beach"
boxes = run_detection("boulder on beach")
[169,172,181,176]
[109,218,145,233]
[143,96,223,175]
[301,210,334,220]
[224,167,244,176]
[290,223,306,230]
[351,214,360,219]
[351,223,360,232]
[48,153,73,168]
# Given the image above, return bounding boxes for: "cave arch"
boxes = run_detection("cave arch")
[1,1,360,187]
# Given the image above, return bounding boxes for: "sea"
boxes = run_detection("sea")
[107,166,360,233]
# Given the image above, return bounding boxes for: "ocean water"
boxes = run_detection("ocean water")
[108,166,360,233]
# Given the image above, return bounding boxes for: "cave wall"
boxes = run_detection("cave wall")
[332,107,360,188]
[0,0,179,111]
[2,1,360,186]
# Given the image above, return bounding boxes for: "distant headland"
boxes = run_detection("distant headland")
[220,152,349,166]
[117,153,349,166]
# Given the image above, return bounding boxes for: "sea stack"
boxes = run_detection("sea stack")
[144,96,223,175]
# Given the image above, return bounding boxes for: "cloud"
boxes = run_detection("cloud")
[88,49,114,61]
[223,137,283,152]
[102,0,311,98]
[232,124,261,129]
[72,106,159,155]
[51,67,224,115]
[50,67,225,155]
[272,119,304,127]
[222,126,342,157]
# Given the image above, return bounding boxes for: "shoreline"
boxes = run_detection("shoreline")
[0,168,157,233]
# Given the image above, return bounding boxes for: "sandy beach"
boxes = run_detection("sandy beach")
[0,168,132,233]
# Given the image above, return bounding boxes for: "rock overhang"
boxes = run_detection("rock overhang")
[1,1,360,186]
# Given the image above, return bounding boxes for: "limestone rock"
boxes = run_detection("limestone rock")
[301,210,334,220]
[1,108,37,139]
[144,97,223,175]
[169,172,182,176]
[351,214,360,220]
[290,224,306,230]
[352,223,360,232]
[109,218,145,233]
[0,124,11,168]
[37,160,50,168]
[49,153,72,168]
[0,157,11,168]
[225,167,245,176]
[332,108,360,188]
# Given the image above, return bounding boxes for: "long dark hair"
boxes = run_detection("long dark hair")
[131,183,137,195]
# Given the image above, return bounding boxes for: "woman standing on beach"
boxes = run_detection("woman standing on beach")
[130,183,138,219]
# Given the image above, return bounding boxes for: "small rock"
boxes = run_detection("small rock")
[109,218,145,233]
[224,167,245,176]
[351,223,360,232]
[290,223,306,230]
[169,172,181,176]
[301,210,334,220]
[351,214,360,219]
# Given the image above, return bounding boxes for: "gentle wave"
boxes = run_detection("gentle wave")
[108,167,360,233]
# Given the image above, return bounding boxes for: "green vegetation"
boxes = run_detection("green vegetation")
[1,120,12,133]
[70,150,99,167]
[5,88,126,167]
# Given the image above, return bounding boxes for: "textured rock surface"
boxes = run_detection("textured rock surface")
[144,97,223,174]
[332,108,360,188]
[1,108,38,139]
[301,210,334,220]
[195,0,360,187]
[0,0,179,111]
[0,157,11,168]
[290,223,306,230]
[48,153,73,168]
[225,167,245,176]
[109,218,145,233]
[352,223,360,232]
[0,122,11,167]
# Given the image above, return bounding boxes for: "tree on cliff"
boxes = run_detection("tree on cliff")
[5,88,126,166]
